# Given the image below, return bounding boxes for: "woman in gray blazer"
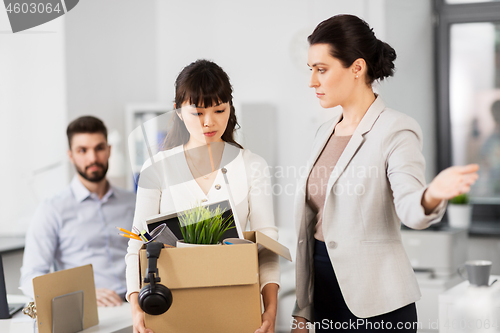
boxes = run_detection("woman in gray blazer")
[291,15,479,332]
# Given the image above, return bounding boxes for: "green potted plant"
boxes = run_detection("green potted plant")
[447,193,472,229]
[177,204,235,247]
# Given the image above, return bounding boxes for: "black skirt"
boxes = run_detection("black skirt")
[313,240,417,332]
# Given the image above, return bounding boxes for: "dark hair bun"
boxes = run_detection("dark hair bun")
[308,14,397,84]
[372,40,396,81]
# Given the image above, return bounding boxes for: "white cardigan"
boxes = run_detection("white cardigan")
[125,143,280,300]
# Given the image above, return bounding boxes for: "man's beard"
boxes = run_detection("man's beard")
[76,162,108,183]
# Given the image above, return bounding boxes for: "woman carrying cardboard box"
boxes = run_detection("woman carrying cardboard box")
[125,59,280,333]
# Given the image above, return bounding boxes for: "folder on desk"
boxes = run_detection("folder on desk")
[33,264,98,333]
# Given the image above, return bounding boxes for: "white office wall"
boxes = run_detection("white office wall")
[381,0,437,181]
[0,12,68,235]
[64,0,158,188]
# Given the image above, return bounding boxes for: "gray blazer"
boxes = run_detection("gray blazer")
[293,96,446,320]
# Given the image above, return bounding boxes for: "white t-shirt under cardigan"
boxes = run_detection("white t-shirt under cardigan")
[125,143,280,300]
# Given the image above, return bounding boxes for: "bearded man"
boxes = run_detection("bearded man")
[20,116,136,307]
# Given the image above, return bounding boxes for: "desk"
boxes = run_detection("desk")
[0,295,133,333]
[439,276,500,332]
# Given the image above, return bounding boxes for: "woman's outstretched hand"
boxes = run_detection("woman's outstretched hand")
[422,164,480,214]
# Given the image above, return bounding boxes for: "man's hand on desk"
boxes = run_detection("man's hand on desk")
[96,288,123,307]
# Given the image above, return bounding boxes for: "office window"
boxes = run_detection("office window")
[450,22,500,199]
[435,0,500,225]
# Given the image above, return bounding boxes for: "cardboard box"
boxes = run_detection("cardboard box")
[139,231,291,333]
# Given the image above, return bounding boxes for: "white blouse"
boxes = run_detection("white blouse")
[125,143,280,300]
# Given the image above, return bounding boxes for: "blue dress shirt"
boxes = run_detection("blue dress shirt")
[20,176,136,298]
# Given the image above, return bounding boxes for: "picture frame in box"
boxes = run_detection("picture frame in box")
[145,199,242,246]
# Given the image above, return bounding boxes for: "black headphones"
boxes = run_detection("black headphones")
[138,242,173,315]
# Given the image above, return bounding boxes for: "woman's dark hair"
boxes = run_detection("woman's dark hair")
[66,116,107,148]
[308,14,396,84]
[163,59,242,149]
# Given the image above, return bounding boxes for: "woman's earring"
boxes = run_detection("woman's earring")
[355,75,359,79]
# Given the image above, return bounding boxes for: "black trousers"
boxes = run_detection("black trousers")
[313,240,417,332]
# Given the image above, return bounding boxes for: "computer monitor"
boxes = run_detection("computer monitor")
[0,254,24,319]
